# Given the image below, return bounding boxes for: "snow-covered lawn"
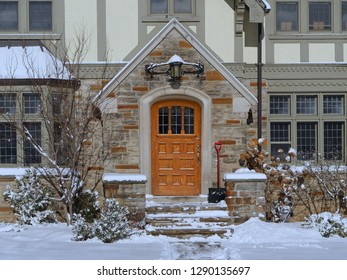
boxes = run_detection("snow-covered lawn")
[0,217,346,260]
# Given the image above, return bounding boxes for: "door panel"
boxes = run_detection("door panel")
[151,100,201,196]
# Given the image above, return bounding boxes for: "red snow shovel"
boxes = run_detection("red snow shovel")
[208,141,226,203]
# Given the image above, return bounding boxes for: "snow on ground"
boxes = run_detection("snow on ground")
[0,217,346,260]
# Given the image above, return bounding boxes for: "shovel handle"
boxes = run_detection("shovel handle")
[214,141,222,153]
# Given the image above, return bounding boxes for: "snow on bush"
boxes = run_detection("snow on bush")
[72,198,131,243]
[302,212,347,238]
[3,168,57,225]
[93,199,131,243]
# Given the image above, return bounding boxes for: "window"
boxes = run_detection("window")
[158,105,195,134]
[324,122,344,160]
[270,95,290,114]
[269,93,346,161]
[23,93,40,114]
[343,2,347,31]
[297,122,317,160]
[276,2,298,31]
[270,122,292,160]
[0,123,17,164]
[29,1,52,31]
[0,1,18,31]
[323,95,344,114]
[0,93,16,114]
[309,2,331,31]
[149,0,193,16]
[24,122,41,164]
[296,95,317,115]
[0,91,43,166]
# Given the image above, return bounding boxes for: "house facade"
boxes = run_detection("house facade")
[1,0,347,222]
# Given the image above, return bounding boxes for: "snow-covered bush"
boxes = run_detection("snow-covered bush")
[3,168,57,225]
[72,198,131,243]
[72,213,94,241]
[93,199,131,243]
[73,190,100,223]
[302,212,347,238]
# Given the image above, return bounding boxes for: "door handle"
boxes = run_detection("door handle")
[196,144,200,161]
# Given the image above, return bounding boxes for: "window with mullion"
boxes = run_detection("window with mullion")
[23,122,41,165]
[324,122,344,160]
[0,1,18,31]
[276,2,298,31]
[270,95,290,115]
[0,123,17,164]
[23,93,40,115]
[309,1,332,31]
[149,0,192,15]
[343,2,347,31]
[297,122,317,160]
[296,95,317,115]
[29,1,52,31]
[0,93,16,114]
[270,122,292,161]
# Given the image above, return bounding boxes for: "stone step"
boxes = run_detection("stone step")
[146,227,234,238]
[145,197,233,238]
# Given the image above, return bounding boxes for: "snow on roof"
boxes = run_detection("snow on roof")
[224,168,267,181]
[102,173,147,183]
[0,45,70,80]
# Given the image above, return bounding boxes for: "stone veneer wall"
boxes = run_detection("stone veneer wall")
[224,170,267,224]
[102,174,147,221]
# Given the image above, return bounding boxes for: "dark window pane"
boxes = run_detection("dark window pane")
[296,95,317,115]
[323,95,344,114]
[324,122,344,160]
[24,122,41,165]
[271,143,292,161]
[343,2,347,31]
[0,94,16,114]
[29,1,52,31]
[184,107,194,134]
[52,94,62,115]
[0,123,17,164]
[0,2,18,31]
[174,0,192,14]
[276,2,298,31]
[171,106,182,134]
[150,0,168,14]
[297,122,317,160]
[270,95,290,115]
[24,93,40,114]
[158,107,169,134]
[309,2,331,31]
[270,122,290,141]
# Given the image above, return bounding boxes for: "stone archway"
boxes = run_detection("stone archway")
[140,86,212,195]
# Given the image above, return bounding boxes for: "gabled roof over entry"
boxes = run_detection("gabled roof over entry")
[96,18,257,105]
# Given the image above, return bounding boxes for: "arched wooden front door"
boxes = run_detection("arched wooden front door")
[151,99,201,196]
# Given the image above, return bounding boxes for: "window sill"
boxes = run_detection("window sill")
[0,33,61,41]
[269,33,347,41]
[142,15,200,23]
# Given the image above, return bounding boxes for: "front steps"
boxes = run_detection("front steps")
[145,196,234,238]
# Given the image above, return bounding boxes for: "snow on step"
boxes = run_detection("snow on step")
[145,198,234,238]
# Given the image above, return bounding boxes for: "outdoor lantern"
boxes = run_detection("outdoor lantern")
[247,108,254,125]
[145,54,204,87]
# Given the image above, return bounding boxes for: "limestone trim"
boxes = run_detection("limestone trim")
[140,85,212,195]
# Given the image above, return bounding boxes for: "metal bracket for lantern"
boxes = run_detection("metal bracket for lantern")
[145,54,204,88]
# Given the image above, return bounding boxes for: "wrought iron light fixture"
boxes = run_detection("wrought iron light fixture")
[145,54,204,87]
